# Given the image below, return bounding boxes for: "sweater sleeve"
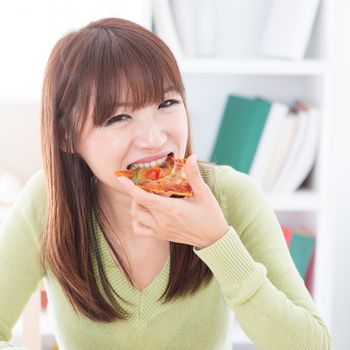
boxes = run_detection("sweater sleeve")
[193,165,333,350]
[0,171,46,349]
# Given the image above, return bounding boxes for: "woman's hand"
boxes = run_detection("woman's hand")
[117,154,230,249]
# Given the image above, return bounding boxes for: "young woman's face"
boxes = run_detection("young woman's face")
[77,89,188,194]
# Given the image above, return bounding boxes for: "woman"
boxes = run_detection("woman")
[0,17,332,349]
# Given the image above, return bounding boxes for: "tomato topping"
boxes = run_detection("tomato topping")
[145,168,164,180]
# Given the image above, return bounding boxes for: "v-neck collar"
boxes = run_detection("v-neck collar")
[90,208,172,328]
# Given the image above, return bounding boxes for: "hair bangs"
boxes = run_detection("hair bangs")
[79,26,185,127]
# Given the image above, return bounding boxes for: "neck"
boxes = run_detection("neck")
[96,179,133,235]
[95,180,168,249]
[95,180,170,273]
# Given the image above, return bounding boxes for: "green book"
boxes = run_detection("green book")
[210,95,271,173]
[289,231,315,279]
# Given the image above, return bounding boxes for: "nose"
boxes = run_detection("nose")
[133,112,167,149]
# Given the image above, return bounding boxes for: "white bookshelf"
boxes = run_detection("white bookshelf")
[5,0,334,349]
[176,0,333,348]
[267,190,322,212]
[179,58,329,76]
[11,288,57,350]
[12,308,54,338]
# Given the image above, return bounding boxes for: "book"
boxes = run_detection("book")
[271,105,320,193]
[41,289,48,311]
[259,0,321,60]
[305,250,315,294]
[289,230,316,280]
[40,281,48,311]
[169,0,196,57]
[194,0,216,56]
[281,225,315,292]
[260,110,299,191]
[265,104,309,192]
[153,0,184,59]
[273,107,320,193]
[281,226,293,247]
[210,95,271,174]
[249,100,289,185]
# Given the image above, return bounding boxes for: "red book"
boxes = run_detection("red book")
[41,289,48,310]
[281,226,293,246]
[305,250,315,294]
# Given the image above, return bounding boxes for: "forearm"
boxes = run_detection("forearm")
[224,274,332,349]
[194,226,332,350]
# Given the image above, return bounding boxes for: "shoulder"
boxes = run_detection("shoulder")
[198,161,271,225]
[13,169,47,227]
[21,169,46,204]
[0,169,47,252]
[198,161,263,201]
[22,169,45,193]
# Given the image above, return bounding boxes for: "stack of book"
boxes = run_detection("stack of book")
[210,94,320,193]
[40,284,60,350]
[281,226,315,292]
[41,283,48,311]
[152,0,321,60]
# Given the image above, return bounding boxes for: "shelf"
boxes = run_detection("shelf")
[40,309,55,336]
[267,189,322,212]
[232,318,254,346]
[179,57,329,76]
[12,314,22,337]
[12,308,55,337]
[11,310,56,350]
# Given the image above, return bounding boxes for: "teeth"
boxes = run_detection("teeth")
[129,155,168,170]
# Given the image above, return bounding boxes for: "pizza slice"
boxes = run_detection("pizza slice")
[114,152,193,197]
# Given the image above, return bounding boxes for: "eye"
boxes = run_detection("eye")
[105,114,131,126]
[158,99,180,109]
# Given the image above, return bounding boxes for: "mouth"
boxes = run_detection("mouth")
[127,152,174,170]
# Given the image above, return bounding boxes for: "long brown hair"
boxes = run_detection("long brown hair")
[40,17,214,322]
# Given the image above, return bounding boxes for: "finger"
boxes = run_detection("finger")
[130,200,156,228]
[184,154,209,198]
[131,199,147,216]
[132,220,154,237]
[117,176,170,209]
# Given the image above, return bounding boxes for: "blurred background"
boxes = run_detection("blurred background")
[0,0,349,349]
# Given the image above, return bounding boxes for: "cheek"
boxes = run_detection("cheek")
[168,104,188,130]
[181,114,189,137]
[173,112,189,148]
[78,132,120,174]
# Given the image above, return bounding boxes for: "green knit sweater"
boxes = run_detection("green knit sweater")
[0,163,332,349]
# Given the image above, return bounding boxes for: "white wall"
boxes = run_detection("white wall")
[0,1,153,185]
[0,104,41,185]
[328,1,350,349]
[0,1,152,103]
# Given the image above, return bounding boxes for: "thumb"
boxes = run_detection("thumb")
[116,176,136,195]
[184,154,207,196]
